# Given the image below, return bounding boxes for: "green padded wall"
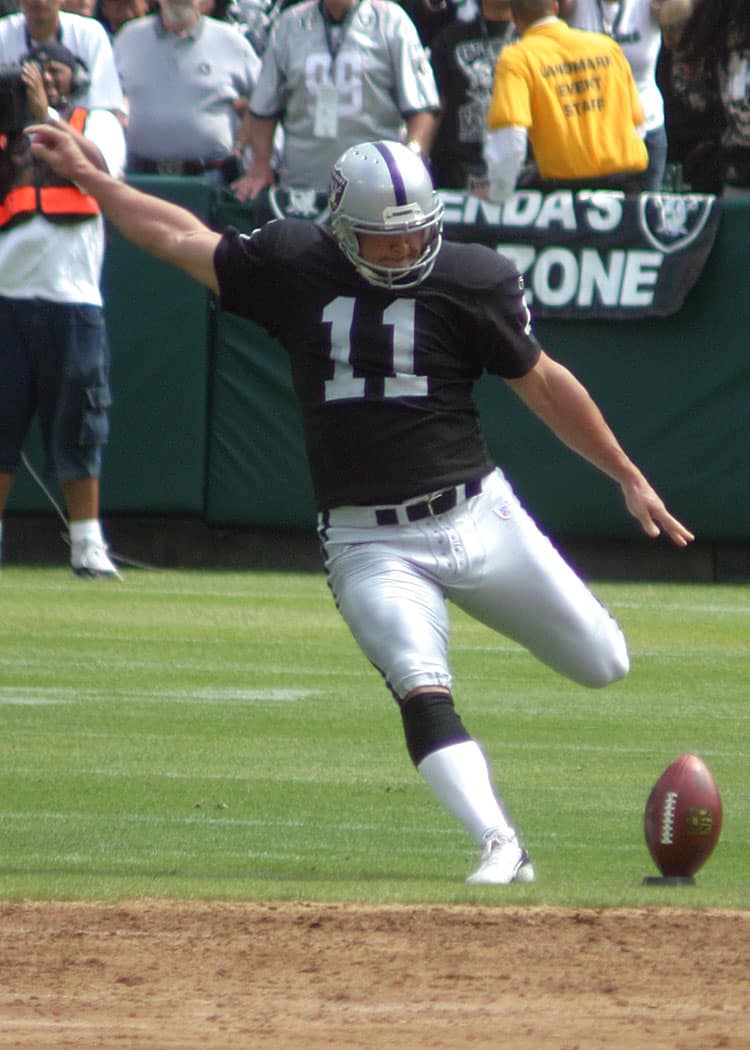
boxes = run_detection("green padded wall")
[207,311,316,526]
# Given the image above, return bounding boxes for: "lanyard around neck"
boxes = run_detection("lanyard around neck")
[319,0,359,70]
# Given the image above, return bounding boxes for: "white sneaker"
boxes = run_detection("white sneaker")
[71,539,122,580]
[466,831,536,885]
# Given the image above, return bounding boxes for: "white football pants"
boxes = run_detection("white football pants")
[319,468,630,700]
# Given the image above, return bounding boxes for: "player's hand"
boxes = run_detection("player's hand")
[621,476,695,547]
[27,122,91,181]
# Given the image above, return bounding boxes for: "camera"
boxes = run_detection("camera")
[0,65,30,134]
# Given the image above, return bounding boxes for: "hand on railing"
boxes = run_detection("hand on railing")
[231,158,275,202]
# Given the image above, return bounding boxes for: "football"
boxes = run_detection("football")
[644,753,722,878]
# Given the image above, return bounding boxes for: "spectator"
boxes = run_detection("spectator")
[484,0,648,200]
[0,0,125,113]
[655,0,724,193]
[0,42,126,575]
[680,0,750,195]
[231,0,440,199]
[560,0,669,191]
[113,0,261,182]
[95,0,151,38]
[429,0,517,191]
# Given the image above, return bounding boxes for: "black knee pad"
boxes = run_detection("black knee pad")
[399,692,471,767]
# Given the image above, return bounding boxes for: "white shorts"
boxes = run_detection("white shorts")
[318,468,629,700]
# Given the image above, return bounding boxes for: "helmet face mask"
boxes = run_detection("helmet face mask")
[329,141,444,289]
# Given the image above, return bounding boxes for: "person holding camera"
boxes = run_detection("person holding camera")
[0,41,126,575]
[0,0,124,113]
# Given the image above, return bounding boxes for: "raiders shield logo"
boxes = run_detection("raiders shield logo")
[328,166,348,215]
[267,187,331,224]
[638,193,719,255]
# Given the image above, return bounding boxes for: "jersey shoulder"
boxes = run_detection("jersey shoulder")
[203,16,254,47]
[368,0,414,24]
[431,240,523,295]
[218,217,353,304]
[249,217,338,266]
[275,0,318,30]
[114,13,157,46]
[60,8,114,45]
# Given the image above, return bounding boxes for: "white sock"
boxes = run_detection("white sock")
[69,519,104,546]
[417,739,514,846]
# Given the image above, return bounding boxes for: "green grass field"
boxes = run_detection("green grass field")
[0,567,747,908]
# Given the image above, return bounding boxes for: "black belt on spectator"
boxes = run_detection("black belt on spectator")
[127,154,230,176]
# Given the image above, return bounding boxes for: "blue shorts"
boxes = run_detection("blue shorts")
[0,296,112,482]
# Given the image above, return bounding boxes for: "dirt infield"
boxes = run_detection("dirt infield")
[0,901,747,1049]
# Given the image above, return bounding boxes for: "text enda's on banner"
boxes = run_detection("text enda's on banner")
[440,189,722,320]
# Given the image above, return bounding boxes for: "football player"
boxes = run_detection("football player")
[28,127,694,883]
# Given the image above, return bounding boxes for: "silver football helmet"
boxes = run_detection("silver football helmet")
[328,140,444,289]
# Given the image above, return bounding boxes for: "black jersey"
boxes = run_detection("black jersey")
[430,16,517,189]
[215,219,540,509]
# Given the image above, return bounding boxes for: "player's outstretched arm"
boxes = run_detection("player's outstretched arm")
[28,123,221,295]
[506,350,695,547]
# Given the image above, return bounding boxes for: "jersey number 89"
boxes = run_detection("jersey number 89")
[306,54,364,116]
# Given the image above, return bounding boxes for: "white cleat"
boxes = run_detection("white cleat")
[71,539,122,580]
[466,831,536,885]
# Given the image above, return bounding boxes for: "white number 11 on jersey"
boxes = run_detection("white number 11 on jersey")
[323,296,430,403]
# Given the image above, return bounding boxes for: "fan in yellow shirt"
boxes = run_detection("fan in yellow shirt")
[484,0,648,199]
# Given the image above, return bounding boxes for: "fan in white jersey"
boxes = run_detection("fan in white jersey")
[232,0,440,198]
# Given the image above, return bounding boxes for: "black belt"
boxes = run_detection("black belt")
[374,477,484,526]
[127,154,231,176]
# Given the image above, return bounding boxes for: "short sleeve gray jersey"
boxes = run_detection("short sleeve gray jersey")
[250,0,440,189]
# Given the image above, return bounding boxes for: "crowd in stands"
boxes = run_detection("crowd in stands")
[1,0,748,197]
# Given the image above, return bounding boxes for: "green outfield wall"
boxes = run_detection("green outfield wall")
[8,183,749,542]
